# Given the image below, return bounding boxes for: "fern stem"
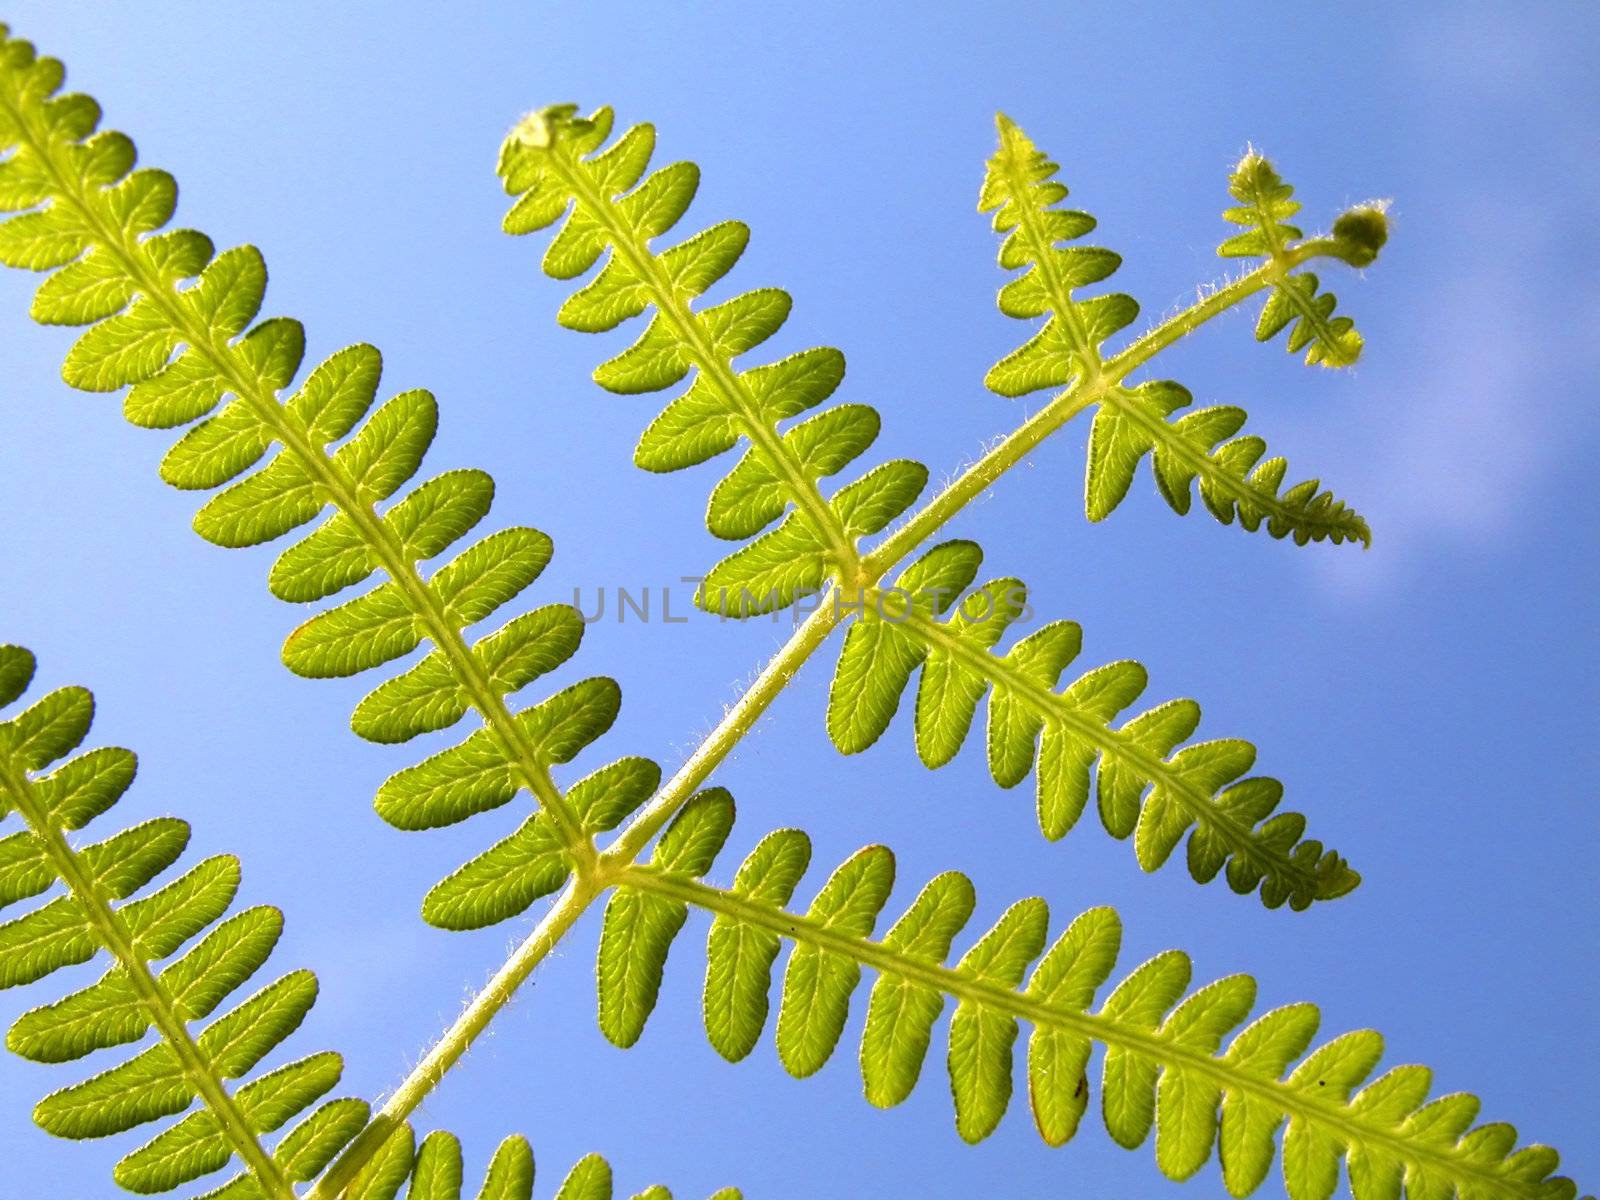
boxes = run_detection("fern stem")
[861,383,1102,577]
[540,151,867,585]
[303,874,600,1200]
[600,594,847,867]
[304,598,847,1194]
[892,602,1329,894]
[0,756,296,1200]
[0,90,593,863]
[626,864,1535,1200]
[1103,238,1350,374]
[862,240,1350,578]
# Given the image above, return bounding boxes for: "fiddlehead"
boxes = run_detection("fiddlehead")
[984,115,1376,544]
[0,29,650,930]
[824,543,1357,909]
[592,803,1581,1200]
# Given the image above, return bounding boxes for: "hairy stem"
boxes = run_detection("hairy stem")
[626,864,1533,1200]
[302,875,599,1200]
[306,596,846,1192]
[601,594,847,865]
[0,86,593,863]
[0,757,295,1200]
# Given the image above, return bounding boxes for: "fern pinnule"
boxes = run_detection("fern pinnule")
[392,1132,745,1200]
[0,645,360,1198]
[824,541,1358,909]
[595,807,1581,1200]
[983,115,1374,545]
[0,31,643,931]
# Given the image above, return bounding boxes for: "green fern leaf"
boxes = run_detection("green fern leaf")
[823,542,1357,909]
[498,104,919,603]
[0,38,657,925]
[0,646,357,1198]
[475,1136,535,1200]
[774,845,895,1078]
[947,896,1048,1142]
[860,870,974,1109]
[496,105,1363,917]
[703,828,810,1062]
[983,117,1370,546]
[272,1098,372,1184]
[404,1132,465,1200]
[1220,151,1387,368]
[348,1125,415,1200]
[392,1135,738,1200]
[603,818,1582,1200]
[980,113,1138,393]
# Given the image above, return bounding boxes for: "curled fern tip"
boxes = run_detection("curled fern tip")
[1332,203,1389,267]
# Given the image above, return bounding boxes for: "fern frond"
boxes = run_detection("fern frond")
[1219,151,1387,368]
[823,542,1357,909]
[982,116,1371,545]
[491,101,1360,906]
[0,645,365,1198]
[598,815,1580,1200]
[1088,380,1370,545]
[497,105,930,611]
[0,32,642,926]
[0,644,738,1199]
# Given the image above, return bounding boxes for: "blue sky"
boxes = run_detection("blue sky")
[1,3,1596,1197]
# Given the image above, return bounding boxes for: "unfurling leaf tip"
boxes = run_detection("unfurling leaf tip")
[497,102,582,185]
[1332,203,1390,268]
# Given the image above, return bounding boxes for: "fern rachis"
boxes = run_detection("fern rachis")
[0,20,1587,1200]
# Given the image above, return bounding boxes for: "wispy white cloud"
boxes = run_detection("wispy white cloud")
[1307,11,1600,598]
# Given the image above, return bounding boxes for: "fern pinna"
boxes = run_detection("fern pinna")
[0,19,1589,1200]
[496,104,1363,908]
[590,795,1583,1199]
[0,27,657,941]
[0,646,736,1199]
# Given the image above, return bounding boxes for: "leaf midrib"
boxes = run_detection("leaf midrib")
[627,865,1533,1200]
[1,88,592,862]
